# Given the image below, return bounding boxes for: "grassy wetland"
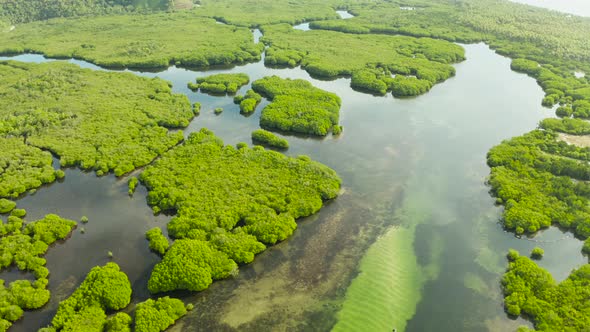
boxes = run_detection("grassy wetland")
[0,1,590,332]
[0,12,264,69]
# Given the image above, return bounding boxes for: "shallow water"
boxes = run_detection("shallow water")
[1,41,586,331]
[336,10,354,19]
[293,22,310,31]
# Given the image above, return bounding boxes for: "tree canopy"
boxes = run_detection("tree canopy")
[0,213,75,330]
[50,262,132,331]
[0,13,264,69]
[141,128,340,293]
[0,61,193,182]
[487,125,590,242]
[134,297,187,332]
[252,76,342,136]
[502,250,590,331]
[261,23,464,96]
[188,73,250,95]
[251,129,289,149]
[0,0,169,24]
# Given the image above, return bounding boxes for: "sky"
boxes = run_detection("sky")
[510,0,590,17]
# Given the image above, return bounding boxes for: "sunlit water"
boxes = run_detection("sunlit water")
[0,36,586,331]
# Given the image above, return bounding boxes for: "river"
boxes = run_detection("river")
[1,37,585,332]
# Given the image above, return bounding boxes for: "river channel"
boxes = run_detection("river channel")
[1,24,586,331]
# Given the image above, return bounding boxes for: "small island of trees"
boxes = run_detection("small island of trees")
[251,129,289,149]
[252,76,342,136]
[188,73,249,95]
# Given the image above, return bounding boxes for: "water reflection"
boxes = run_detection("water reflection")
[293,22,310,31]
[336,10,355,19]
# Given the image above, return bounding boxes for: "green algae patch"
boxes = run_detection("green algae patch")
[252,76,341,136]
[332,226,422,332]
[188,73,249,95]
[0,12,263,69]
[140,128,340,293]
[0,60,192,179]
[261,24,464,97]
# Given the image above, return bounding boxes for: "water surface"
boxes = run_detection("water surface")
[1,42,585,332]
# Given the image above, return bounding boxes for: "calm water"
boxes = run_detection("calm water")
[0,40,586,331]
[510,0,590,17]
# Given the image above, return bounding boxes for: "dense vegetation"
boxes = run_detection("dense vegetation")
[539,118,590,135]
[310,0,590,114]
[0,213,76,330]
[140,128,340,293]
[251,129,289,149]
[0,199,15,214]
[261,24,464,96]
[128,177,139,195]
[234,89,262,114]
[0,0,169,24]
[502,250,590,331]
[148,239,238,293]
[193,0,340,27]
[0,13,264,69]
[146,227,169,255]
[530,247,544,259]
[4,0,590,329]
[0,138,59,198]
[188,73,249,95]
[487,125,590,241]
[252,76,341,136]
[0,61,193,183]
[104,312,132,332]
[134,297,186,332]
[41,262,189,332]
[510,58,590,117]
[48,262,132,331]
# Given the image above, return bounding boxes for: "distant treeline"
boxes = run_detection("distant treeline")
[0,0,170,24]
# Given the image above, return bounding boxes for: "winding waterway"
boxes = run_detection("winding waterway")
[0,33,586,332]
